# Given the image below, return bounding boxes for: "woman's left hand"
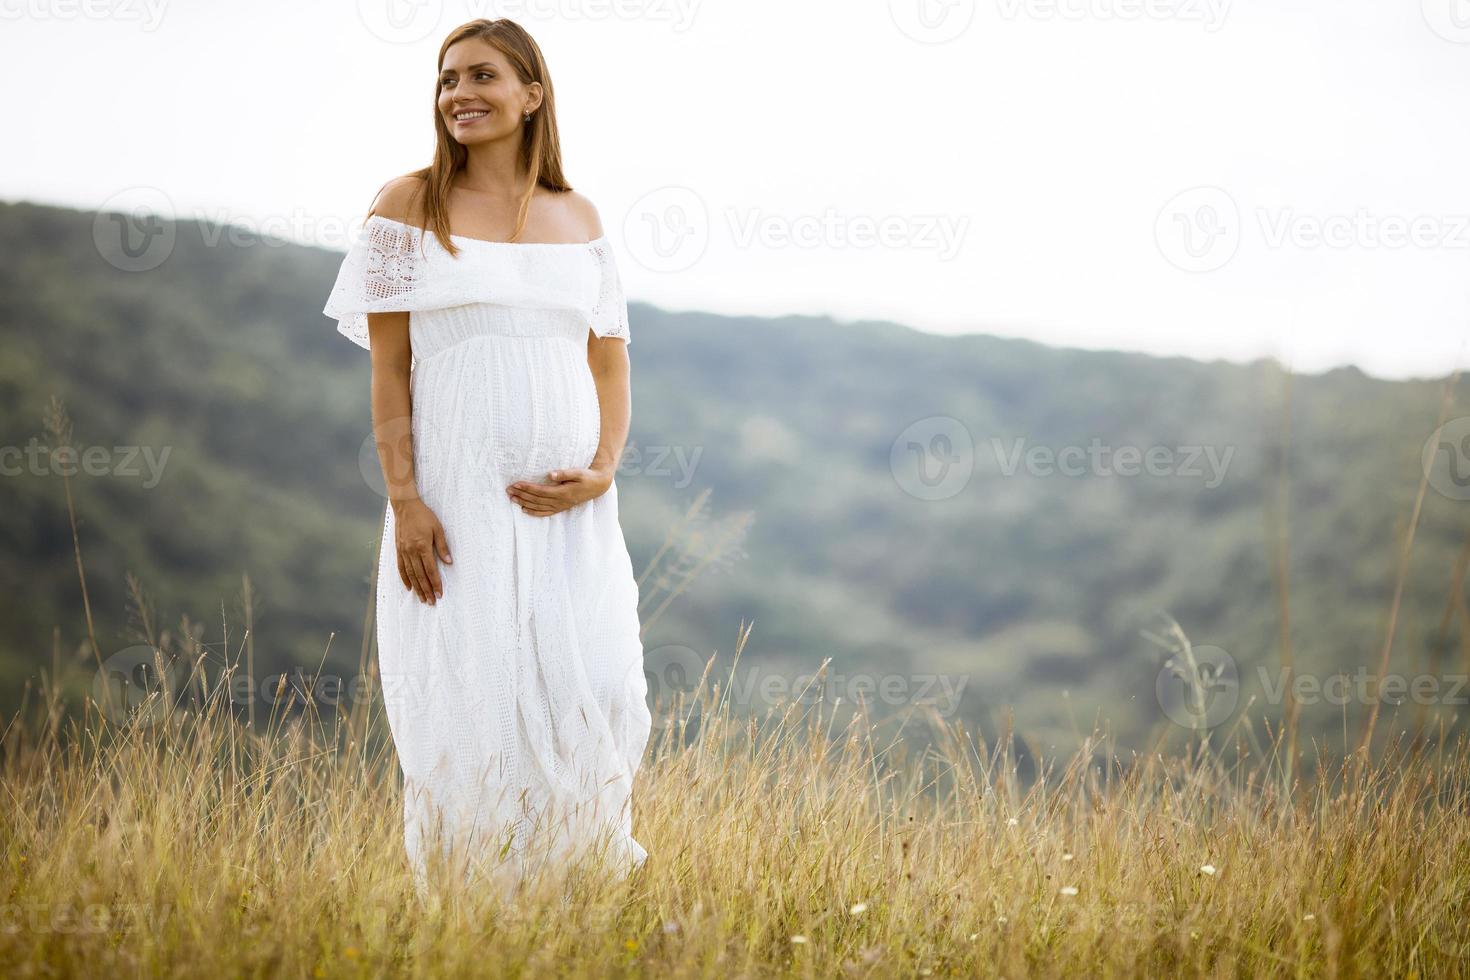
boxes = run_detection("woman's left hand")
[506,467,613,516]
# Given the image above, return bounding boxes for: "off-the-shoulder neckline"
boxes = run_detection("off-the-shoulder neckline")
[366,213,608,248]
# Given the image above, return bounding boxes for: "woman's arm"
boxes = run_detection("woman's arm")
[368,311,451,606]
[367,310,417,507]
[366,177,451,605]
[582,194,631,490]
[507,194,629,515]
[586,335,631,484]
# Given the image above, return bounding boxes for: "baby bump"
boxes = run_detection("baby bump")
[410,337,601,490]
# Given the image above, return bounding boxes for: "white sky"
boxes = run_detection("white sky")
[3,0,1469,379]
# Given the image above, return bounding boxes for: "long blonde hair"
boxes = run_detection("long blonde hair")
[381,18,571,257]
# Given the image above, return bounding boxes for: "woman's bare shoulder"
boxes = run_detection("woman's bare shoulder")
[557,188,606,241]
[368,175,428,225]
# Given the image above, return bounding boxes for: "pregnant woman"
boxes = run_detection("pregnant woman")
[322,18,651,898]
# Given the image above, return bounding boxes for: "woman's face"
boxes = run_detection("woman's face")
[436,38,538,145]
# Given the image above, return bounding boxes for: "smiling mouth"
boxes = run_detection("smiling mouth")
[453,109,489,123]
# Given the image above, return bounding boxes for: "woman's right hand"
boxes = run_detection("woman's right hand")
[393,498,453,605]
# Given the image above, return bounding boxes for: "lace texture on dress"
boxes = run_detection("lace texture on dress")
[588,239,630,342]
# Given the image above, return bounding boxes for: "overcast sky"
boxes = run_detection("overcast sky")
[3,0,1468,379]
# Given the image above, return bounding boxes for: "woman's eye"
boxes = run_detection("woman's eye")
[475,72,492,80]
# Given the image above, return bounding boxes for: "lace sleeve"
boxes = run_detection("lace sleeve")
[588,237,631,345]
[322,216,427,351]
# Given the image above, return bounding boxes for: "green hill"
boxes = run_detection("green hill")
[3,198,1466,753]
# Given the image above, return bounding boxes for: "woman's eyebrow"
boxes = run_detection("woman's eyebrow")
[441,62,497,75]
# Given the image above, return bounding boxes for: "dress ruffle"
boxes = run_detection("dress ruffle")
[322,215,631,351]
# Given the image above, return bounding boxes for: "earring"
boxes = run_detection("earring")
[523,110,532,123]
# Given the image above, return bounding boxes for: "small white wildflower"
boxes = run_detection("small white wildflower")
[849,902,868,915]
[1059,886,1079,897]
[969,932,979,940]
[790,935,808,944]
[1302,914,1315,922]
[1199,864,1217,876]
[997,915,1008,925]
[1061,853,1074,862]
[1006,817,1018,826]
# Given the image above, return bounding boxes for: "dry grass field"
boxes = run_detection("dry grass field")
[3,609,1469,979]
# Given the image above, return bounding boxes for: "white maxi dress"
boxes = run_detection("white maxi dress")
[322,215,651,894]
